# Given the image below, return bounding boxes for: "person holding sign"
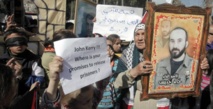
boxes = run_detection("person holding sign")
[114,23,158,109]
[40,29,95,109]
[41,29,113,109]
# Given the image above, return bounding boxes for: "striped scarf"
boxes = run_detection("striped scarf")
[120,42,144,105]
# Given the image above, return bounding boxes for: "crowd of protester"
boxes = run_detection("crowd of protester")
[1,12,213,109]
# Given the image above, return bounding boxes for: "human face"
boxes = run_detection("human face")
[106,40,114,58]
[134,29,145,51]
[6,33,27,55]
[161,20,171,38]
[169,29,188,59]
[113,38,121,53]
[87,19,93,37]
[208,25,213,44]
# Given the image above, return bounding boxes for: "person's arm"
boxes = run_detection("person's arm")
[113,61,153,89]
[4,14,17,32]
[42,53,55,78]
[46,56,63,100]
[6,58,22,78]
[25,58,45,87]
[33,59,45,83]
[201,57,209,71]
[40,56,63,109]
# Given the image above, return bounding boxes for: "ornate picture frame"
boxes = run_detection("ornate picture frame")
[141,2,211,99]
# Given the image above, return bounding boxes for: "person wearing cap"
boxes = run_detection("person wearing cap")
[114,23,157,109]
[65,21,74,33]
[0,28,45,96]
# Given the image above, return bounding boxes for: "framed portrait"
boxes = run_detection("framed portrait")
[74,0,96,37]
[141,3,211,99]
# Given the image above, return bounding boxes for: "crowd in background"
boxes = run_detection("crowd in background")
[0,11,213,109]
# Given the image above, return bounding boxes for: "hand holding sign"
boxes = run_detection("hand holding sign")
[54,38,111,94]
[49,56,63,82]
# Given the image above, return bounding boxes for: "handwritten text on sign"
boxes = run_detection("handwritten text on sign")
[93,5,143,41]
[54,38,111,94]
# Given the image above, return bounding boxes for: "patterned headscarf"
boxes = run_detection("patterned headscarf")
[118,23,145,70]
[116,23,145,105]
[134,23,145,35]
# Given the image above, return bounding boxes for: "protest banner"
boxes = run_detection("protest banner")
[54,38,111,94]
[93,5,143,41]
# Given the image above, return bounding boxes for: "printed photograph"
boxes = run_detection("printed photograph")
[148,12,204,94]
[74,0,96,37]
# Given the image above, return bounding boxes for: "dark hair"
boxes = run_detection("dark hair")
[170,27,188,41]
[0,64,14,106]
[52,29,76,42]
[65,22,74,30]
[3,28,28,41]
[107,34,120,45]
[207,49,213,76]
[43,37,53,48]
[86,14,94,21]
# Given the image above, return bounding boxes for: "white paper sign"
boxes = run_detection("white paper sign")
[152,0,173,4]
[54,38,111,94]
[93,5,143,41]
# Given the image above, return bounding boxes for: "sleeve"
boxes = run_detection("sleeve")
[40,89,61,109]
[33,59,45,81]
[113,70,135,89]
[10,90,35,109]
[115,58,127,73]
[25,60,45,87]
[41,52,55,78]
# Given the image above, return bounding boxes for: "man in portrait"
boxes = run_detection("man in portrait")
[78,13,94,37]
[154,27,193,89]
[157,19,172,48]
[86,14,94,37]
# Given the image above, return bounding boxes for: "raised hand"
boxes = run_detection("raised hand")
[49,56,63,82]
[129,61,153,78]
[6,58,22,77]
[5,14,17,31]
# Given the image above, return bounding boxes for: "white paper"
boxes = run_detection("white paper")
[93,5,143,41]
[54,38,111,94]
[152,0,173,4]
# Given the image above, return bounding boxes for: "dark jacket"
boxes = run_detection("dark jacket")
[0,49,45,95]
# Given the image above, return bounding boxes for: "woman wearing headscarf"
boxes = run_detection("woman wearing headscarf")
[114,23,157,109]
[114,22,210,109]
